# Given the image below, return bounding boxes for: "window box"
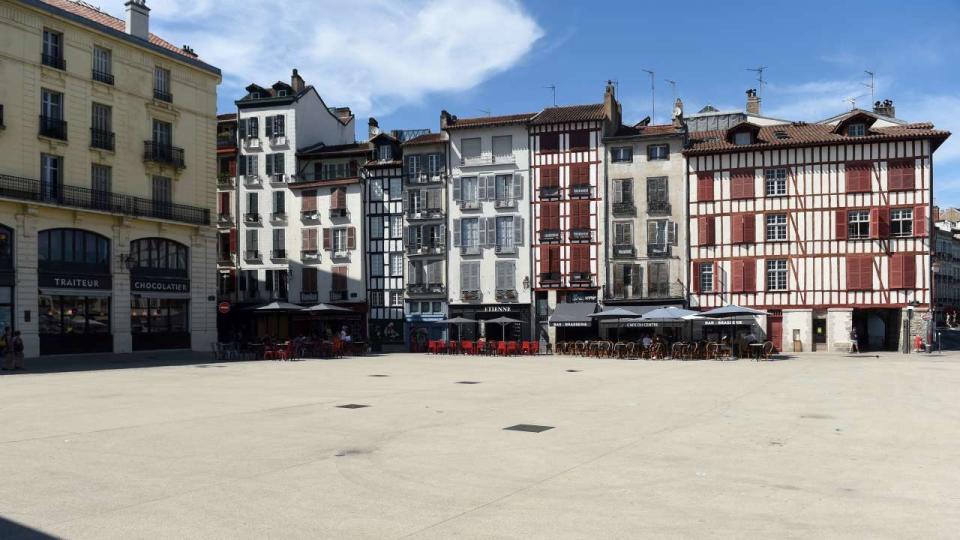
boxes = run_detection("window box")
[243,137,261,150]
[330,291,348,302]
[300,292,319,303]
[570,272,593,285]
[330,208,348,218]
[613,245,636,258]
[270,212,287,224]
[496,289,518,302]
[461,290,482,302]
[243,175,262,187]
[269,174,287,185]
[217,176,235,189]
[217,213,234,226]
[494,199,517,209]
[569,185,593,199]
[495,244,518,255]
[540,272,561,285]
[647,245,672,258]
[538,186,561,200]
[459,200,480,211]
[300,210,319,222]
[460,245,481,256]
[569,229,593,243]
[540,229,561,243]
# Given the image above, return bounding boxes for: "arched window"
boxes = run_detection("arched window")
[0,225,12,271]
[38,228,111,274]
[130,238,188,277]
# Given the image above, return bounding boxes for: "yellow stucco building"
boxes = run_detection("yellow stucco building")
[0,0,221,357]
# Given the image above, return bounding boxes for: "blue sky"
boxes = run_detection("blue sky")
[106,0,960,206]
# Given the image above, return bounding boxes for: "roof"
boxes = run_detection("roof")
[607,123,684,140]
[34,0,219,75]
[402,133,445,146]
[217,113,237,121]
[530,103,606,125]
[685,122,950,155]
[297,141,372,157]
[443,112,536,130]
[819,108,906,126]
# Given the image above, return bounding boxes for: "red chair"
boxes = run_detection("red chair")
[531,341,540,355]
[496,341,508,356]
[277,342,296,361]
[521,341,532,355]
[476,339,486,355]
[263,346,278,360]
[462,340,475,355]
[506,341,519,356]
[447,341,459,354]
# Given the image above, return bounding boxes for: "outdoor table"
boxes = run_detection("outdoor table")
[748,343,765,360]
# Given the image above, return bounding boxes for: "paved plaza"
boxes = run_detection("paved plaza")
[1,351,959,539]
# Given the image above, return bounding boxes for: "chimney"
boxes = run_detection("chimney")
[368,117,380,139]
[124,0,150,40]
[672,98,684,129]
[602,81,621,135]
[873,99,896,118]
[440,110,456,129]
[291,69,305,93]
[746,89,760,115]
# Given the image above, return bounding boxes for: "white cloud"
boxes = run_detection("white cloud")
[763,77,893,121]
[97,0,543,118]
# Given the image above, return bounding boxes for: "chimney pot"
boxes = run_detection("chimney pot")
[368,117,380,139]
[746,88,761,115]
[124,0,150,40]
[290,69,305,93]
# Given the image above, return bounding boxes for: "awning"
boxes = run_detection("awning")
[597,305,663,323]
[39,288,111,297]
[549,303,597,327]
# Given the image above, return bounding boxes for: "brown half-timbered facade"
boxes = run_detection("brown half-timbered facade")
[685,109,949,352]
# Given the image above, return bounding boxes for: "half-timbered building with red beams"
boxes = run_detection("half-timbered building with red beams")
[685,104,950,352]
[531,87,613,342]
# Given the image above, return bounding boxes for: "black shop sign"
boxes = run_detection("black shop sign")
[39,273,112,290]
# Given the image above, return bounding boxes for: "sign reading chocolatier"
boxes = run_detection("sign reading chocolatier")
[39,273,112,290]
[131,277,190,294]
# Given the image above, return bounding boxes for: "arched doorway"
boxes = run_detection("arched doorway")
[129,238,191,350]
[37,228,112,355]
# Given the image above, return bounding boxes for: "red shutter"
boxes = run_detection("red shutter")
[846,256,859,290]
[539,246,550,274]
[544,202,560,229]
[698,217,714,246]
[835,210,848,240]
[743,259,756,292]
[846,162,871,193]
[870,208,890,239]
[302,190,317,212]
[902,254,917,288]
[571,245,589,273]
[219,192,230,215]
[730,169,754,200]
[697,173,714,201]
[731,260,744,292]
[322,228,331,250]
[889,254,904,289]
[889,159,915,191]
[914,205,927,237]
[542,166,559,187]
[228,158,237,176]
[571,201,589,229]
[332,267,347,292]
[744,214,756,243]
[570,163,589,186]
[731,214,744,244]
[347,227,356,249]
[692,262,701,293]
[229,230,237,253]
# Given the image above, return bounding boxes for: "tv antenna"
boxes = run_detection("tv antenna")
[746,66,767,99]
[863,70,875,104]
[543,84,557,107]
[642,69,655,120]
[844,95,865,110]
[478,108,491,117]
[665,79,678,102]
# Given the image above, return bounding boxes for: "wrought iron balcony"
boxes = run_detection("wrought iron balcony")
[496,289,518,302]
[409,170,446,184]
[647,200,672,216]
[569,184,594,199]
[39,116,67,140]
[90,128,114,151]
[647,245,672,258]
[153,89,173,103]
[612,201,636,216]
[494,198,518,209]
[270,249,287,260]
[406,207,444,219]
[407,282,446,295]
[217,135,236,149]
[92,70,114,85]
[407,242,445,256]
[539,272,561,285]
[460,245,481,256]
[300,291,319,303]
[270,212,287,224]
[608,282,684,301]
[569,272,594,286]
[612,245,636,258]
[0,173,210,226]
[461,290,482,302]
[458,200,480,211]
[538,186,561,200]
[217,213,234,226]
[569,229,594,243]
[300,249,320,263]
[42,53,65,70]
[495,244,517,255]
[217,175,235,189]
[540,229,561,243]
[330,290,348,302]
[244,250,261,261]
[244,213,261,224]
[143,141,185,168]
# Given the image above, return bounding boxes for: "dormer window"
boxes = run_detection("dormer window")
[277,90,288,97]
[251,92,261,99]
[847,123,866,137]
[733,131,753,145]
[379,145,392,161]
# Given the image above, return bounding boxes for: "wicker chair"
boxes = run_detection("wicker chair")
[762,341,775,361]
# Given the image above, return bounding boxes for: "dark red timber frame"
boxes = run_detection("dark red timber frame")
[685,138,934,311]
[530,120,603,295]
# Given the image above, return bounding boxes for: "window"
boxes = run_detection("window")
[699,262,715,293]
[92,46,112,83]
[461,138,481,161]
[369,178,384,201]
[247,192,259,214]
[539,132,559,153]
[388,178,402,201]
[42,29,63,68]
[370,291,384,306]
[406,155,422,177]
[272,229,284,253]
[496,261,516,291]
[370,254,384,277]
[766,259,788,291]
[245,230,259,254]
[91,165,111,204]
[461,176,478,202]
[322,162,347,180]
[378,145,392,161]
[492,135,512,158]
[272,191,284,214]
[409,302,419,313]
[461,262,481,292]
[302,268,318,293]
[647,144,669,160]
[461,218,480,247]
[766,214,788,242]
[891,208,914,237]
[646,177,668,206]
[241,155,259,178]
[266,115,285,138]
[733,131,753,145]
[649,262,669,296]
[333,229,348,252]
[432,301,442,313]
[847,123,866,137]
[848,210,870,239]
[614,222,632,245]
[40,89,64,139]
[427,153,443,175]
[569,130,590,151]
[611,146,633,162]
[613,179,633,204]
[40,153,62,200]
[390,253,403,277]
[764,168,787,196]
[389,215,403,239]
[496,216,515,249]
[302,228,318,251]
[91,102,112,145]
[152,119,172,146]
[38,229,110,271]
[648,220,674,252]
[153,67,171,101]
[152,176,172,208]
[265,153,284,176]
[370,217,384,240]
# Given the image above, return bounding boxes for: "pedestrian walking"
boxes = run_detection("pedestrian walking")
[0,327,10,370]
[850,327,860,354]
[10,331,24,370]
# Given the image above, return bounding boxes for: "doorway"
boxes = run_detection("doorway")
[813,316,827,351]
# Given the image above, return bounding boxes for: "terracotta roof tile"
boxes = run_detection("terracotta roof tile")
[530,104,606,125]
[685,122,950,155]
[402,133,445,146]
[444,113,536,129]
[609,123,682,138]
[40,0,200,61]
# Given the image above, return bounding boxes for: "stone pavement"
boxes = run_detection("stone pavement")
[1,351,958,539]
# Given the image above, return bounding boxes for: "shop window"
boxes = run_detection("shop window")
[130,238,188,277]
[38,229,110,274]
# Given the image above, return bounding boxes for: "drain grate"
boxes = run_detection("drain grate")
[336,404,369,409]
[504,424,554,433]
[456,381,481,384]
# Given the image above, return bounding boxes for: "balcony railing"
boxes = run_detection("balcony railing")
[244,213,261,224]
[607,282,684,301]
[612,245,636,258]
[330,290,348,302]
[612,201,636,216]
[540,229,561,243]
[270,212,287,224]
[143,141,185,169]
[300,291,319,303]
[300,210,320,222]
[90,128,114,151]
[408,171,446,184]
[461,290,482,302]
[407,282,446,295]
[0,173,210,226]
[460,245,481,256]
[217,175,235,189]
[244,250,261,261]
[458,200,480,211]
[496,289,518,302]
[42,53,65,70]
[407,242,445,255]
[269,174,287,185]
[243,175,262,187]
[540,272,561,285]
[569,229,594,243]
[39,116,67,140]
[569,184,594,199]
[539,186,561,200]
[647,245,672,258]
[270,249,287,260]
[217,253,235,266]
[495,244,517,254]
[217,213,234,226]
[569,272,594,286]
[153,89,173,103]
[92,70,114,85]
[406,207,444,219]
[330,207,348,218]
[648,200,672,216]
[301,249,320,263]
[217,136,236,149]
[494,198,518,209]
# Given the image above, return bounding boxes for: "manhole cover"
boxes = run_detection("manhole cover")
[504,424,554,433]
[336,404,369,409]
[456,381,481,384]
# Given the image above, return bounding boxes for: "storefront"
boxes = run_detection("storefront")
[448,304,532,341]
[548,302,598,341]
[0,224,13,335]
[406,309,447,351]
[129,238,191,351]
[37,228,113,355]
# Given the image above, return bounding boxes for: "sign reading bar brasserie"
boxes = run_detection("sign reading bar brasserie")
[132,277,190,293]
[39,274,112,290]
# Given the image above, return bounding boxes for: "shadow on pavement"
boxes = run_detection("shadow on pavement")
[0,350,219,376]
[0,516,59,540]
